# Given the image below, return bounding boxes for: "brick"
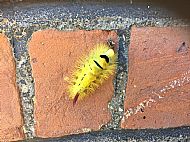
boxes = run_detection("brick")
[121,27,190,129]
[29,30,117,138]
[0,34,24,141]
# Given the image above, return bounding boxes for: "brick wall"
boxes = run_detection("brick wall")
[0,1,190,141]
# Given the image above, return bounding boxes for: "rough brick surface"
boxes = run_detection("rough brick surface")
[0,34,24,141]
[121,27,190,129]
[29,30,117,138]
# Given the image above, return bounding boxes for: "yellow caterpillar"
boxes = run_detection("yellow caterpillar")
[68,40,117,105]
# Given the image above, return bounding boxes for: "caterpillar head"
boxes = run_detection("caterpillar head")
[107,38,117,53]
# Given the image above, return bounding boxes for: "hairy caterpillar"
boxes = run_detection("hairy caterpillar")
[68,40,117,105]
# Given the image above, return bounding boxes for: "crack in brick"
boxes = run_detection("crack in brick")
[122,98,156,121]
[122,69,190,122]
[158,69,190,95]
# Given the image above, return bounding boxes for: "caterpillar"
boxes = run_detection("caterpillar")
[68,39,117,105]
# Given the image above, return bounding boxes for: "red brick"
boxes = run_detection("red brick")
[0,34,24,141]
[121,27,190,129]
[29,30,117,138]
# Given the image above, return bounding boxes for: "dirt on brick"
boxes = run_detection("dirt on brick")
[0,34,24,141]
[28,29,117,138]
[121,27,190,129]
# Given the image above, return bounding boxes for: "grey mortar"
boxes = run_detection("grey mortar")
[102,29,130,130]
[1,1,190,140]
[33,126,190,142]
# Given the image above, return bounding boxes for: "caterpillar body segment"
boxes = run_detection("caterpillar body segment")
[68,43,117,105]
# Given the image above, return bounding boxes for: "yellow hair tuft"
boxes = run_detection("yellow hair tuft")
[68,42,117,105]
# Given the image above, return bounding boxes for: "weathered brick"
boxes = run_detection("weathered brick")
[121,27,190,129]
[29,30,117,137]
[0,34,24,141]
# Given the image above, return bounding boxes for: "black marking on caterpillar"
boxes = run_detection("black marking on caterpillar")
[100,55,109,63]
[93,60,104,70]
